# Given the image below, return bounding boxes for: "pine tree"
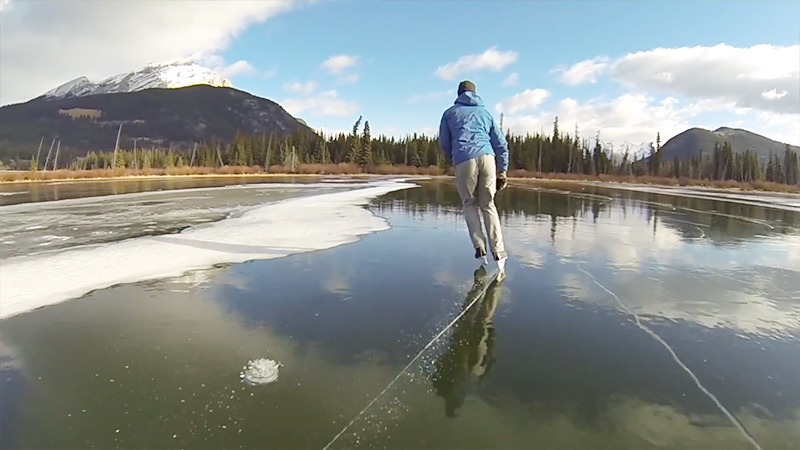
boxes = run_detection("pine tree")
[142,152,151,169]
[410,141,422,167]
[774,154,785,184]
[792,150,799,185]
[552,116,559,141]
[165,151,176,168]
[358,120,372,167]
[766,153,775,182]
[584,148,595,175]
[348,115,362,163]
[279,139,291,166]
[620,148,631,176]
[29,158,38,171]
[264,134,273,168]
[593,132,604,174]
[784,144,798,185]
[320,141,331,164]
[115,148,126,169]
[236,144,248,166]
[653,132,662,177]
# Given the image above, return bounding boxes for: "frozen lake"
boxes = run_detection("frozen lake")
[1,177,798,449]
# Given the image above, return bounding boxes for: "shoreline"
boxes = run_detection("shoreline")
[0,172,365,185]
[1,170,798,195]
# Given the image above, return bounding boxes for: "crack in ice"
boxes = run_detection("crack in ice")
[321,269,502,450]
[574,264,763,450]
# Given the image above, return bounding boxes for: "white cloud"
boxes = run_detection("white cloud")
[434,46,518,80]
[503,72,519,87]
[197,53,225,69]
[321,54,359,75]
[762,88,788,100]
[680,97,738,117]
[283,81,317,95]
[755,110,800,146]
[610,44,800,115]
[654,71,673,83]
[556,56,609,85]
[536,44,800,147]
[504,94,695,149]
[320,54,360,84]
[282,90,359,118]
[217,60,256,78]
[337,73,360,85]
[0,0,297,105]
[496,89,550,114]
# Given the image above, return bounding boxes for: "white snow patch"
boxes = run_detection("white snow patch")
[240,358,281,385]
[0,181,416,319]
[43,61,232,99]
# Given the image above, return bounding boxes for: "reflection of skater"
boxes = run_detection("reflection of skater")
[433,266,503,417]
[439,80,509,272]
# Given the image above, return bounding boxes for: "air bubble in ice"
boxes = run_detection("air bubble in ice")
[240,358,281,385]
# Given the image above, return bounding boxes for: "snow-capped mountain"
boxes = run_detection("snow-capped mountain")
[43,61,232,99]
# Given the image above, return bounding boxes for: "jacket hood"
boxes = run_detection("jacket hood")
[455,91,484,107]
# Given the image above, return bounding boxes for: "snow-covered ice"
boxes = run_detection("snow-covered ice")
[0,180,415,319]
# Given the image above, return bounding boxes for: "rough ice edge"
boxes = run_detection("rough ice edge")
[0,181,416,319]
[594,183,800,213]
[0,182,369,213]
[240,358,281,385]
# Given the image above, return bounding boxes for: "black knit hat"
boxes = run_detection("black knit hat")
[458,80,476,95]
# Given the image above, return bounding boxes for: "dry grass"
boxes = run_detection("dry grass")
[3,166,798,193]
[296,163,361,174]
[213,165,263,175]
[369,164,446,176]
[165,166,215,176]
[1,168,165,181]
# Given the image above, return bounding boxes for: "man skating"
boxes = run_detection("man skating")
[438,80,509,272]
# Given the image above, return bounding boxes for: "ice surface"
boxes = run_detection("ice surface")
[0,182,368,258]
[601,184,800,213]
[0,181,415,319]
[240,359,281,385]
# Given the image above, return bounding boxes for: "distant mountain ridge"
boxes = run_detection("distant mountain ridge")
[0,85,314,162]
[661,127,799,160]
[43,61,232,99]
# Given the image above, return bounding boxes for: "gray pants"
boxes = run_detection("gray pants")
[454,154,506,260]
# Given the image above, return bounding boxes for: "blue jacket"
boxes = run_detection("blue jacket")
[439,92,509,172]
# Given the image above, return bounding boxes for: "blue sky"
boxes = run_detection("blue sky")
[2,0,799,147]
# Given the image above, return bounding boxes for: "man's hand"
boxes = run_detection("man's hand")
[497,172,508,191]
